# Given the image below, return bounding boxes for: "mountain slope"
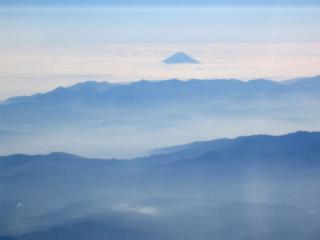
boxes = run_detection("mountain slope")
[0,77,320,158]
[1,131,320,239]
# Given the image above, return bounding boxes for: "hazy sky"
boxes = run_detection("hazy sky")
[0,1,319,99]
[1,0,319,45]
[1,0,319,7]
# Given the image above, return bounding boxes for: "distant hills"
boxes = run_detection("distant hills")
[0,76,320,157]
[1,131,320,239]
[162,52,200,64]
[3,75,320,108]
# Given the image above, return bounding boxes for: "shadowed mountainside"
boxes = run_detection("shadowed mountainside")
[1,131,320,239]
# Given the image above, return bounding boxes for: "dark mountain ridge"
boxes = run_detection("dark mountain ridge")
[1,131,320,239]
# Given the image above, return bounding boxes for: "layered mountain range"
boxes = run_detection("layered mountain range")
[1,76,320,158]
[1,131,320,239]
[1,76,320,239]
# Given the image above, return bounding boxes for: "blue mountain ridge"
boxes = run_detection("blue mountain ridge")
[1,131,320,240]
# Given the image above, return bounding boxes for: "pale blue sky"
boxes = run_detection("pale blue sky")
[0,0,319,7]
[1,6,320,44]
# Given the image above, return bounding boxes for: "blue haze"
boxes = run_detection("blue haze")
[1,0,319,7]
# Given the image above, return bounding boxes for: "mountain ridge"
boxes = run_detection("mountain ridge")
[0,76,320,158]
[1,130,320,239]
[2,76,320,105]
[1,130,319,162]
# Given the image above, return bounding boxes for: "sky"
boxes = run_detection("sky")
[1,0,320,45]
[0,0,319,99]
[1,7,320,45]
[0,0,319,7]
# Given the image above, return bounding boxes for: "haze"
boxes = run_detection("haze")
[0,3,319,99]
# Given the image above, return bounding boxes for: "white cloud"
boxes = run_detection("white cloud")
[0,42,319,100]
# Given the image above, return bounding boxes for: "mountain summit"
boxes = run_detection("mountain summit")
[162,52,200,64]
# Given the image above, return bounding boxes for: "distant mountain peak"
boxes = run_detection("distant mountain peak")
[162,52,200,64]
